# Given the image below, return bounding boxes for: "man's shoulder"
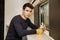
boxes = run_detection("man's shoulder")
[14,15,20,18]
[13,15,21,19]
[11,15,21,21]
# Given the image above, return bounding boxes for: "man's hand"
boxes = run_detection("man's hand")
[40,22,46,31]
[36,22,46,35]
[36,29,43,35]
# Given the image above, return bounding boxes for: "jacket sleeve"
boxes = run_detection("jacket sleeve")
[26,19,39,29]
[13,18,36,37]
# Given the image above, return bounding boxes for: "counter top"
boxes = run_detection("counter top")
[27,30,54,40]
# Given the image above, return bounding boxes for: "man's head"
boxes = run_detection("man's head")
[22,3,34,19]
[23,3,34,10]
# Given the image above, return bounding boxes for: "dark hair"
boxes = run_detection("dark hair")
[23,3,34,10]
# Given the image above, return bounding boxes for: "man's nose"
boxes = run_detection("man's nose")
[27,13,31,16]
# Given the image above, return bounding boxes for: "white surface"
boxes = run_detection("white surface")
[27,30,54,40]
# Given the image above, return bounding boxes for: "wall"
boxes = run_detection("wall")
[34,5,40,26]
[4,0,30,40]
[49,0,60,40]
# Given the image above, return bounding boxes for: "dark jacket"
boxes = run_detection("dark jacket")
[5,15,39,40]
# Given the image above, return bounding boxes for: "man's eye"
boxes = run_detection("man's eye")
[30,11,32,12]
[26,10,28,12]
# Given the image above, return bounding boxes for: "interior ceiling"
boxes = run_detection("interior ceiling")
[29,0,33,2]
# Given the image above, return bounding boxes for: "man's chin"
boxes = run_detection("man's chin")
[26,16,30,18]
[26,17,29,19]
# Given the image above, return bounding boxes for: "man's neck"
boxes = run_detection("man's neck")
[21,14,27,20]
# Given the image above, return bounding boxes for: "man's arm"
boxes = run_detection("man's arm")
[13,18,36,37]
[26,19,39,29]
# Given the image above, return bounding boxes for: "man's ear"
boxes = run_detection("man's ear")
[22,9,24,12]
[23,9,25,11]
[22,9,25,13]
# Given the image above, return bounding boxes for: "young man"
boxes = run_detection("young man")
[6,3,46,40]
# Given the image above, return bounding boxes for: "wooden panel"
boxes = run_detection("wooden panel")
[34,5,40,27]
[49,0,60,40]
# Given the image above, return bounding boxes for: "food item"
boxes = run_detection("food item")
[36,29,43,35]
[40,22,46,31]
[36,22,46,35]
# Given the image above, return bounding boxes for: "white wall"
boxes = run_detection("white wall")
[4,0,30,40]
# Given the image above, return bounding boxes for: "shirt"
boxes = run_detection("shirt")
[5,15,39,40]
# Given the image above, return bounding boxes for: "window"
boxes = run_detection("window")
[39,1,49,30]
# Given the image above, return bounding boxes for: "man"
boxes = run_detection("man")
[6,3,46,40]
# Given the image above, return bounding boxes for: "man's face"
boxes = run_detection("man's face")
[22,7,32,18]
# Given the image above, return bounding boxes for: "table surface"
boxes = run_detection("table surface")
[27,31,54,40]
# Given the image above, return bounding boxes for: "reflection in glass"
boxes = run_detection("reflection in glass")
[39,1,49,30]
